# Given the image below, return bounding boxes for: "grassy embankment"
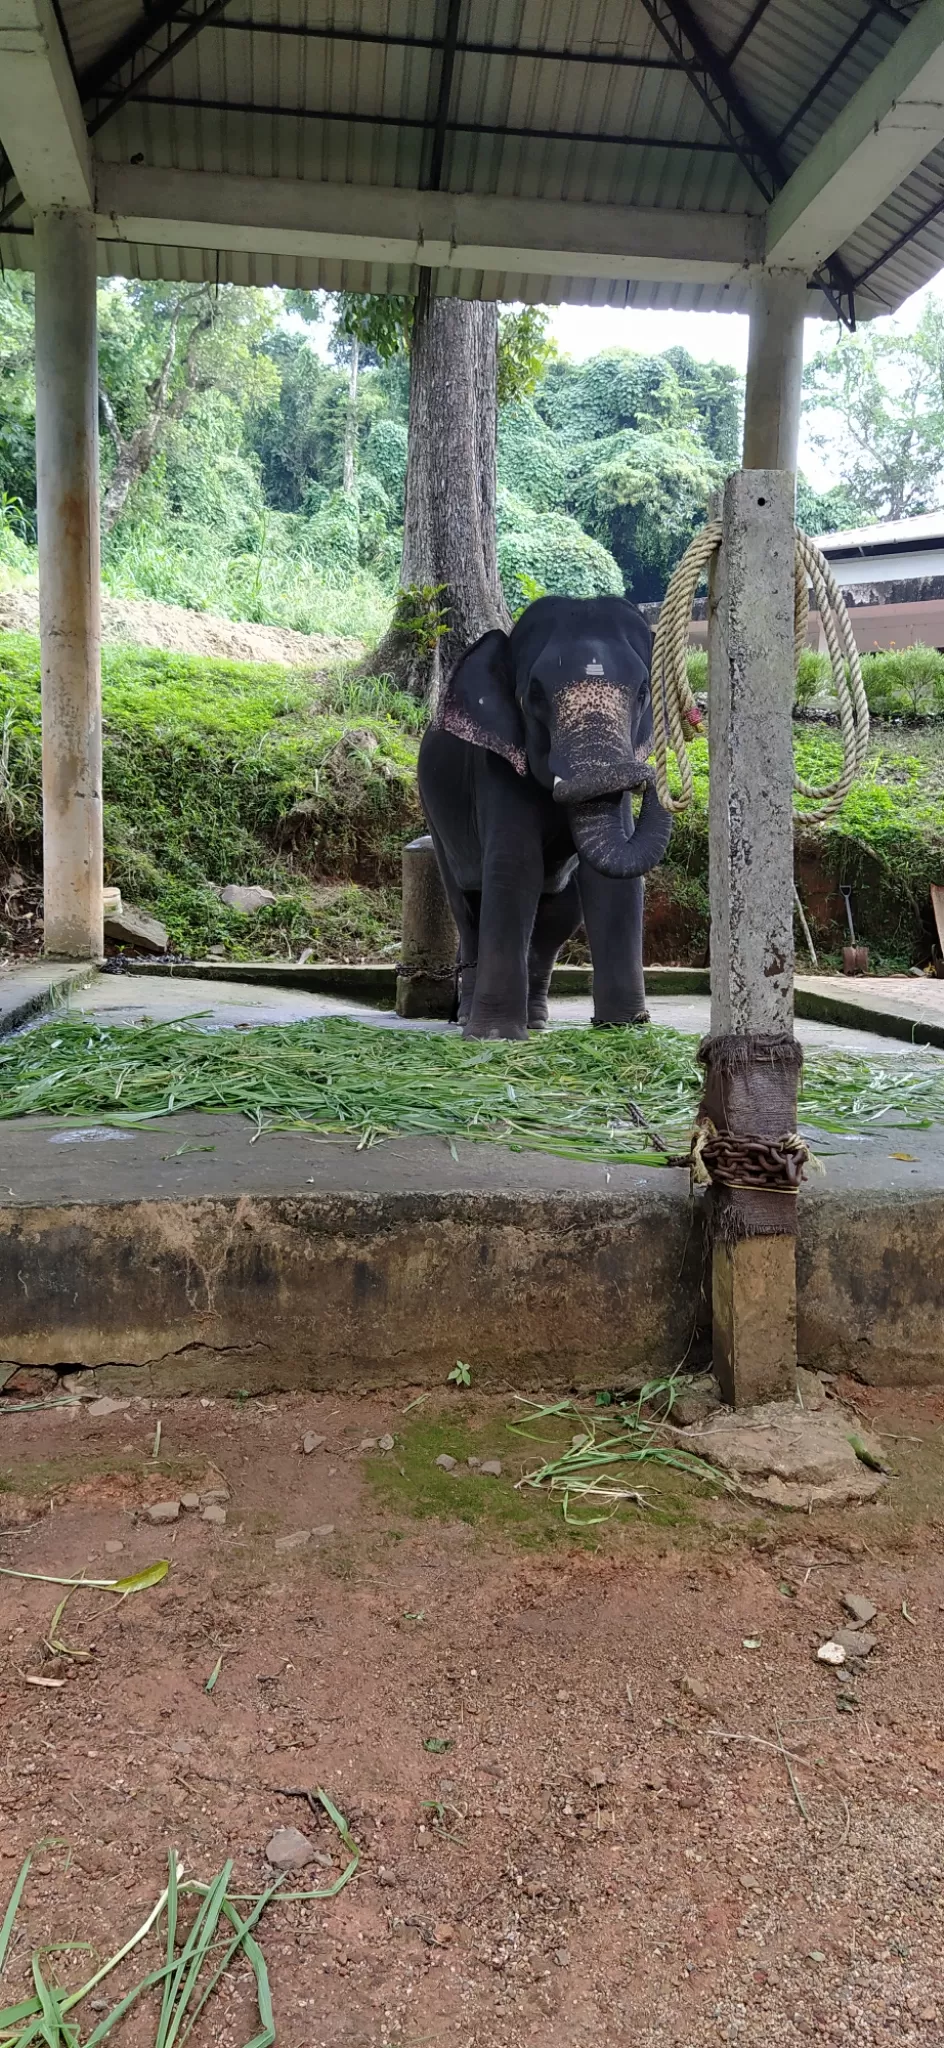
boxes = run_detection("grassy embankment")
[2,634,944,965]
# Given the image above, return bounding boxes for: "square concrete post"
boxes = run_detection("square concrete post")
[34,208,103,959]
[706,468,799,1407]
[742,270,807,472]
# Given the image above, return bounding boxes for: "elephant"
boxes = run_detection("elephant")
[417,593,674,1041]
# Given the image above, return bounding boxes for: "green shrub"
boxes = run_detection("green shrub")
[497,401,568,512]
[0,636,422,954]
[497,491,623,608]
[362,418,409,517]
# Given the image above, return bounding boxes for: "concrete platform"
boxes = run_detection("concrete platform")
[2,1105,943,1394]
[3,963,944,1396]
[17,967,941,1060]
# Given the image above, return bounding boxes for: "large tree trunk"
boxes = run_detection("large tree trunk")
[369,290,510,700]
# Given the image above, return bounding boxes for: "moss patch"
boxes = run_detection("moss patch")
[363,1405,718,1549]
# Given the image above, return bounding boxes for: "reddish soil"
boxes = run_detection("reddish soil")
[0,1382,942,2047]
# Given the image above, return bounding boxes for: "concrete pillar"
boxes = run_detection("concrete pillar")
[34,208,103,959]
[742,271,807,473]
[705,468,799,1407]
[396,835,458,1018]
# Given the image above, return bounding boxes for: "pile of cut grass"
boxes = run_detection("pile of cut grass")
[2,1016,943,1163]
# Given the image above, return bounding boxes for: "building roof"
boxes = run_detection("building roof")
[2,1,944,317]
[818,508,944,583]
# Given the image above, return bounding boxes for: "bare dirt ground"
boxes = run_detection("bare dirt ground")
[0,1378,942,2047]
[0,590,361,667]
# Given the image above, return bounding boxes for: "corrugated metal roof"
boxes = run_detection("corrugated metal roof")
[1,0,942,314]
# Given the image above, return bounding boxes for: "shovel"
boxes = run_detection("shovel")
[840,884,868,975]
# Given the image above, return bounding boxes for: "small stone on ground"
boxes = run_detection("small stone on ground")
[302,1433,325,1455]
[265,1827,318,1871]
[843,1592,878,1625]
[479,1460,502,1478]
[87,1397,131,1418]
[145,1500,180,1525]
[435,1454,457,1472]
[275,1530,311,1552]
[834,1627,878,1658]
[220,885,277,915]
[201,1504,226,1525]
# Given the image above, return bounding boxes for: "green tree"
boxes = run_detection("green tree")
[97,283,279,532]
[803,300,944,521]
[568,425,724,602]
[795,475,865,536]
[249,332,347,509]
[0,273,37,530]
[496,306,558,404]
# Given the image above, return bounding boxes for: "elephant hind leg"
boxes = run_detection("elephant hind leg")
[527,877,582,1030]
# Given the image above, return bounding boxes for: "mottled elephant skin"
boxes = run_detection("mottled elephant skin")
[417,594,674,1041]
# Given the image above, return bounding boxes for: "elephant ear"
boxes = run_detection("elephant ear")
[437,630,526,775]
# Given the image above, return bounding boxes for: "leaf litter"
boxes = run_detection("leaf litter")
[3,1017,944,1166]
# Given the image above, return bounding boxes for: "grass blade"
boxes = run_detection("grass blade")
[0,1856,31,1977]
[156,1861,231,2048]
[157,1850,179,2048]
[30,1956,77,2048]
[0,1562,168,1595]
[174,1878,283,2048]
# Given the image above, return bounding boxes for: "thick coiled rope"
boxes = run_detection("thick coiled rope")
[650,524,870,823]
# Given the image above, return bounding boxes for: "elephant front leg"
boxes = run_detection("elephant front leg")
[465,852,544,1041]
[527,876,582,1030]
[578,864,649,1026]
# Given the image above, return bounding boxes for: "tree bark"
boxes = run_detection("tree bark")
[368,290,510,700]
[342,335,360,496]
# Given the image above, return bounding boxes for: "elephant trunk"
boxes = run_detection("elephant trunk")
[568,777,673,879]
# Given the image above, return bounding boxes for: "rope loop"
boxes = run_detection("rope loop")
[650,525,870,824]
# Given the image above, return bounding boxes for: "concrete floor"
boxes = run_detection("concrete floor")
[58,970,944,1063]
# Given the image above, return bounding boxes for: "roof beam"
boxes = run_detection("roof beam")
[0,0,92,211]
[767,0,944,268]
[636,0,781,200]
[93,161,765,282]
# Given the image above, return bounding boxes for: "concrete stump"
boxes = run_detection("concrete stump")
[396,835,458,1018]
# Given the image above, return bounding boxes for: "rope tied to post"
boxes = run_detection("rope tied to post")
[650,524,870,824]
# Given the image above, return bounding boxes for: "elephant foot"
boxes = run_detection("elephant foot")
[527,1000,550,1031]
[463,1019,529,1042]
[592,1010,651,1029]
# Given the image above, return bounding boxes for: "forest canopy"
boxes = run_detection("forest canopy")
[0,274,931,641]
